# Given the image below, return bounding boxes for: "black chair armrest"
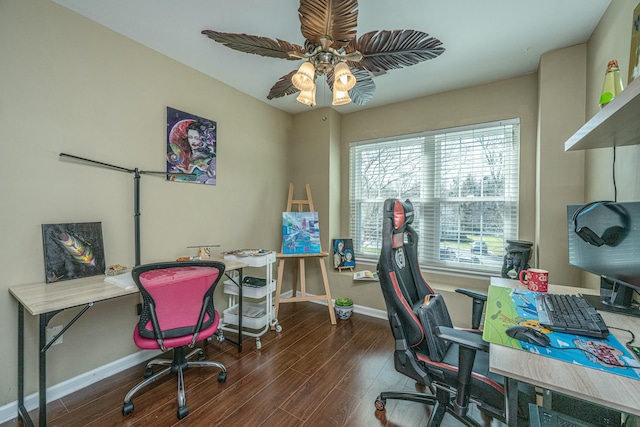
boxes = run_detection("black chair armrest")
[455,288,488,330]
[436,326,490,416]
[435,326,489,353]
[455,288,487,301]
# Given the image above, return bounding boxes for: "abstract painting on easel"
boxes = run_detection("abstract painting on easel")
[42,222,106,283]
[282,212,321,254]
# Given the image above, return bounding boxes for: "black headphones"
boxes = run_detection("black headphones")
[572,201,630,247]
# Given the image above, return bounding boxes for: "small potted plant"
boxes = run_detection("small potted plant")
[334,297,354,320]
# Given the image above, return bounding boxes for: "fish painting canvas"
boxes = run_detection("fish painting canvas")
[42,222,106,283]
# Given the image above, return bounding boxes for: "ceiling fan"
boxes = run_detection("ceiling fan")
[202,0,445,107]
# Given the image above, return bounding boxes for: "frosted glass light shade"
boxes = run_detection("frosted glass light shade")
[332,87,351,106]
[292,62,316,91]
[333,62,356,91]
[296,83,316,106]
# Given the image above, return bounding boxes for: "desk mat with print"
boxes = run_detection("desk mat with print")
[483,285,640,380]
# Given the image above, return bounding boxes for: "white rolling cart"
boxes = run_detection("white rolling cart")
[218,250,281,350]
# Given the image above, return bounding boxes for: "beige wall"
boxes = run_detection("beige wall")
[587,0,640,203]
[584,0,640,287]
[536,45,586,286]
[1,0,291,405]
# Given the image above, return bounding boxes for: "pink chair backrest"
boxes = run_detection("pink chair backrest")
[138,266,220,333]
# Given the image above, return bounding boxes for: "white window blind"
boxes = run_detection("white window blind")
[349,119,520,276]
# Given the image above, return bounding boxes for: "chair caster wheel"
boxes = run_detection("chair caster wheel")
[218,371,227,382]
[177,405,189,419]
[122,401,134,415]
[274,324,282,333]
[217,332,225,343]
[143,366,153,378]
[198,351,206,361]
[375,396,386,411]
[256,338,262,349]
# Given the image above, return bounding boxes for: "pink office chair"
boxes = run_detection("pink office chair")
[122,261,227,420]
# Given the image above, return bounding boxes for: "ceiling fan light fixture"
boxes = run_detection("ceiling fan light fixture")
[332,87,352,106]
[296,83,317,107]
[292,62,316,91]
[203,0,445,107]
[333,62,356,91]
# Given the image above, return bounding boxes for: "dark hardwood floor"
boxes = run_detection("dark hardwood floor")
[3,302,499,427]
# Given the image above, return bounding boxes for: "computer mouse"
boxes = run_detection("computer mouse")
[505,325,551,347]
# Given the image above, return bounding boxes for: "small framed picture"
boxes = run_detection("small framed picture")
[333,238,356,270]
[629,2,640,84]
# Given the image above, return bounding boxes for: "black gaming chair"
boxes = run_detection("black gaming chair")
[374,198,533,426]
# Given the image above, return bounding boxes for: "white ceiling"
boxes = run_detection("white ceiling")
[53,0,611,115]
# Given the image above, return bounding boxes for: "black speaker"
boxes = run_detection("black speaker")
[572,201,630,247]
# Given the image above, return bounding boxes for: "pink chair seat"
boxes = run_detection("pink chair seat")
[133,311,220,349]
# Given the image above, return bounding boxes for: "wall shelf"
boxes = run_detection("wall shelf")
[565,76,640,151]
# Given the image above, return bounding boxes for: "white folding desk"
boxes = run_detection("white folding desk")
[488,278,640,426]
[8,258,246,427]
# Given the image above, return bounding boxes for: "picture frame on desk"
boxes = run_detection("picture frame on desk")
[332,238,356,269]
[41,221,106,283]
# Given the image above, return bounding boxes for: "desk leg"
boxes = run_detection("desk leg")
[504,376,518,427]
[38,314,47,427]
[222,269,244,352]
[17,305,35,427]
[237,268,243,353]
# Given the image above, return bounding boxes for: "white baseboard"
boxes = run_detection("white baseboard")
[291,290,388,320]
[0,296,387,425]
[0,349,160,424]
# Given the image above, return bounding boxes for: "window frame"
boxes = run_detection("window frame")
[349,118,520,277]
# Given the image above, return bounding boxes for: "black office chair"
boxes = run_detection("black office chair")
[122,260,227,420]
[374,198,533,426]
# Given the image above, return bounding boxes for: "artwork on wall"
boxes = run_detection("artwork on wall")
[629,2,640,84]
[333,238,356,269]
[166,106,217,185]
[42,222,106,283]
[282,212,321,254]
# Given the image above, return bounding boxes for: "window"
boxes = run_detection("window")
[349,119,520,276]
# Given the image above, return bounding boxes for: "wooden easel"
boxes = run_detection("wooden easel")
[274,183,337,325]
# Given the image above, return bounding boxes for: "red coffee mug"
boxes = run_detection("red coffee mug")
[519,268,549,292]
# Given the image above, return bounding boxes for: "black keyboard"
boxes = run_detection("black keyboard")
[535,293,609,338]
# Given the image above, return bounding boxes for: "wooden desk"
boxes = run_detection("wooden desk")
[488,278,640,426]
[8,258,246,427]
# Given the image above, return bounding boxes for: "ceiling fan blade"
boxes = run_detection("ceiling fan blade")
[202,30,305,60]
[348,69,375,105]
[267,70,299,100]
[351,30,445,73]
[298,0,358,49]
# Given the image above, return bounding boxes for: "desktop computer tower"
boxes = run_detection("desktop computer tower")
[550,393,621,427]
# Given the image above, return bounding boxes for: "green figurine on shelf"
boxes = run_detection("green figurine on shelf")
[599,59,624,108]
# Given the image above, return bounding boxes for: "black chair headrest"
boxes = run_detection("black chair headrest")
[393,199,414,233]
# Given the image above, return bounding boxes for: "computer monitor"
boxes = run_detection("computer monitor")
[567,202,640,318]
